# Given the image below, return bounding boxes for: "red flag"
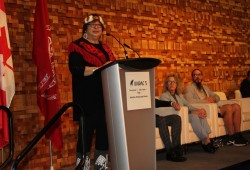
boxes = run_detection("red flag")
[33,0,62,150]
[0,0,15,148]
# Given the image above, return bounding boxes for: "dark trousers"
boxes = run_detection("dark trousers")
[156,114,182,152]
[76,110,109,155]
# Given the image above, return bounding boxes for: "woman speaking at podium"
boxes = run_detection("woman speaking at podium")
[68,14,116,170]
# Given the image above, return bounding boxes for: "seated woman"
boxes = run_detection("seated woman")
[159,74,218,154]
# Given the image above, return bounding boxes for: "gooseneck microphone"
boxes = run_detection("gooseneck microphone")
[106,33,128,59]
[123,43,141,58]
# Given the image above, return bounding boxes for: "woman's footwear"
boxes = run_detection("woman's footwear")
[166,146,187,162]
[202,143,217,153]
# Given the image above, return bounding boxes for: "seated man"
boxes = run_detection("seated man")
[184,69,248,146]
[240,70,250,98]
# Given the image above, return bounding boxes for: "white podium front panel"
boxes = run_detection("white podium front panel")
[101,63,156,170]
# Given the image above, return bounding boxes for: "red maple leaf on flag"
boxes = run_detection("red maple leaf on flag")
[0,27,13,72]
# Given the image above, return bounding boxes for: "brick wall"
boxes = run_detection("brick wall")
[2,0,250,169]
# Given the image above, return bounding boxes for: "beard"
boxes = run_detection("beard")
[195,82,203,91]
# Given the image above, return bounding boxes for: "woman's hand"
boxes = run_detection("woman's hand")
[172,102,181,111]
[84,61,112,76]
[84,66,97,76]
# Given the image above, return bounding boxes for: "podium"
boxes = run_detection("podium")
[100,58,161,170]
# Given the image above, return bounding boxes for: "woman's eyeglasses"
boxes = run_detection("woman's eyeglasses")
[167,81,176,85]
[89,24,102,28]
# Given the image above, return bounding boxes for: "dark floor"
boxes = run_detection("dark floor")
[156,130,250,170]
[61,131,250,170]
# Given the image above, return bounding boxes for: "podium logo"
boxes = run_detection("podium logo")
[130,80,148,86]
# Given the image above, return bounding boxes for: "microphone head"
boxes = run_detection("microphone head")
[106,33,111,36]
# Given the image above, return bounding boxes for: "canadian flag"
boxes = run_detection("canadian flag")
[0,0,15,148]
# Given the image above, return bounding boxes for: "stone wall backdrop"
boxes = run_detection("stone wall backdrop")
[1,0,249,169]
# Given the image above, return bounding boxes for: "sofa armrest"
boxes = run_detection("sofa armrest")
[231,98,250,112]
[235,90,242,99]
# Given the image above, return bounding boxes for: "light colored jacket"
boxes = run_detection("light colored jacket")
[160,90,197,112]
[184,82,220,104]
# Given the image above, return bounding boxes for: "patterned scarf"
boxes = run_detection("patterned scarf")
[69,38,116,66]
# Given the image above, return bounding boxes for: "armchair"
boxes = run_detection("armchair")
[155,106,188,150]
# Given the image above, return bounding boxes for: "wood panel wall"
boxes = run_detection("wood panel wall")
[1,0,249,169]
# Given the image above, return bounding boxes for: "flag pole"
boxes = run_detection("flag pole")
[1,148,4,164]
[49,140,54,170]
